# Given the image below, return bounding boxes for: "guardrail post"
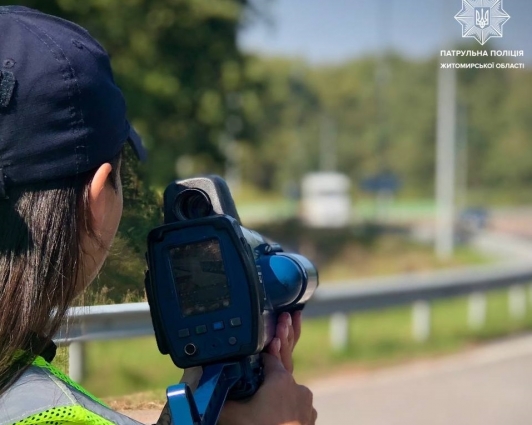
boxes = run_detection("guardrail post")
[468,292,487,330]
[330,312,349,352]
[69,341,86,382]
[412,301,431,342]
[509,285,527,320]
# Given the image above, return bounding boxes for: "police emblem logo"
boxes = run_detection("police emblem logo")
[455,0,510,45]
[475,7,490,29]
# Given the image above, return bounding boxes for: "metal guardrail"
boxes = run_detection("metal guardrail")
[56,261,532,345]
[56,303,152,344]
[304,261,532,317]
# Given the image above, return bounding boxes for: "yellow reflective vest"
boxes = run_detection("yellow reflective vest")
[0,356,144,425]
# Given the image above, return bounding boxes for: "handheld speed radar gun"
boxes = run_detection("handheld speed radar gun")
[144,176,319,425]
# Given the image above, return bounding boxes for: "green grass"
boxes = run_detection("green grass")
[294,289,532,378]
[78,337,180,398]
[68,288,532,401]
[235,198,437,225]
[318,236,489,282]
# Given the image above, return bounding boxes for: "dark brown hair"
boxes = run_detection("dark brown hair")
[0,154,121,393]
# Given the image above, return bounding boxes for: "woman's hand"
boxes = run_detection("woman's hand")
[219,311,316,425]
[218,353,317,425]
[266,310,302,373]
[157,310,310,425]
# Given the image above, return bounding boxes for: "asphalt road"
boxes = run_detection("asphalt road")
[310,334,532,425]
[123,334,532,424]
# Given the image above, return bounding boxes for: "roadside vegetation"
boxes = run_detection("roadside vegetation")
[54,287,532,407]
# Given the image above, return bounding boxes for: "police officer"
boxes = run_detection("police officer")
[0,6,317,425]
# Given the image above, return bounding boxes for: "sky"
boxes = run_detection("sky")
[238,0,532,65]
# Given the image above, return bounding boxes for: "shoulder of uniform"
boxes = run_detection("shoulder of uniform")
[0,363,77,424]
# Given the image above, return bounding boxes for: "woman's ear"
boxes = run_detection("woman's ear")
[89,163,113,233]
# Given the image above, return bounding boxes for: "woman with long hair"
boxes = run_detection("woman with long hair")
[0,6,316,425]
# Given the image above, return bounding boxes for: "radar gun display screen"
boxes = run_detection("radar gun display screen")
[169,238,231,317]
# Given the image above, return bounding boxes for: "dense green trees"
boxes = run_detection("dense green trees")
[242,54,532,200]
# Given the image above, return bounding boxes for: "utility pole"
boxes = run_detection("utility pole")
[375,0,392,221]
[435,3,458,260]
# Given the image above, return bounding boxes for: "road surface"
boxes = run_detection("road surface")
[310,334,532,425]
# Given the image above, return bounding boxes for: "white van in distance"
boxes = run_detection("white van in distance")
[300,172,351,228]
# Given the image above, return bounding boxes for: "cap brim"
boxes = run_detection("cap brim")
[127,126,148,162]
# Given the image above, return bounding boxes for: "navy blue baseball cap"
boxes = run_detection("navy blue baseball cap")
[0,6,147,199]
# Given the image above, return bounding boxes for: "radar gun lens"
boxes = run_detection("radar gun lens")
[174,189,213,220]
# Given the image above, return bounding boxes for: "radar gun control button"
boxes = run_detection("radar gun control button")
[230,317,242,327]
[178,328,190,338]
[212,321,225,331]
[184,343,197,356]
[195,325,207,334]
